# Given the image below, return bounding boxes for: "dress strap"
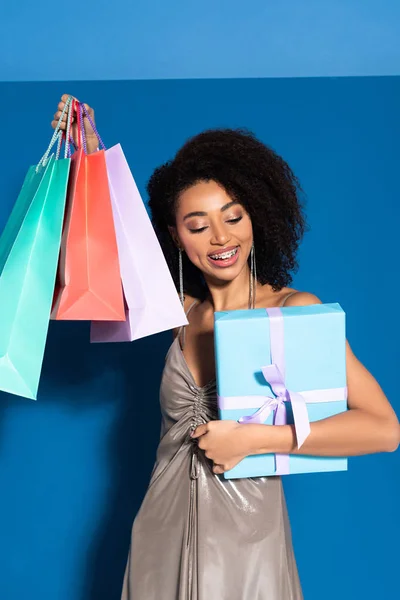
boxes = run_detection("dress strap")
[179,300,199,350]
[280,291,298,307]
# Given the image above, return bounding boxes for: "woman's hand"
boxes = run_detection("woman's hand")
[192,420,254,475]
[51,94,98,154]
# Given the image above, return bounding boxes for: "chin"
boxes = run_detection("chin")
[204,261,247,283]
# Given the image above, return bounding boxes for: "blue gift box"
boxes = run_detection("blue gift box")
[214,303,348,479]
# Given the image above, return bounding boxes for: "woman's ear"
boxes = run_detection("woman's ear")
[168,225,182,250]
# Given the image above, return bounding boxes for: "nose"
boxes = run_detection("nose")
[210,222,231,246]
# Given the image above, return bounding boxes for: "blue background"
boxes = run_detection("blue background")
[1,0,400,81]
[0,59,399,600]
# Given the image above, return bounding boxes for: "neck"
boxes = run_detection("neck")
[204,265,256,312]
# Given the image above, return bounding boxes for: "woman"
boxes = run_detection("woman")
[52,96,399,600]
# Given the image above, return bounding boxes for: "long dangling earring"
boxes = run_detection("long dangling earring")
[249,243,257,309]
[178,247,185,306]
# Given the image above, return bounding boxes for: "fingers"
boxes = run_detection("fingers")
[51,120,64,131]
[59,94,92,113]
[51,110,76,131]
[52,95,94,131]
[62,98,94,117]
[54,109,73,121]
[52,95,95,140]
[191,423,208,439]
[213,464,225,475]
[51,115,66,131]
[54,110,67,123]
[61,93,77,103]
[51,99,69,131]
[83,102,94,116]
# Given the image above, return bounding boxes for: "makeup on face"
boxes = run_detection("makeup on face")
[184,205,245,268]
[175,181,253,278]
[185,207,244,234]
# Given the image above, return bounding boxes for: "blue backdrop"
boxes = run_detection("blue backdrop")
[0,76,399,600]
[1,0,400,81]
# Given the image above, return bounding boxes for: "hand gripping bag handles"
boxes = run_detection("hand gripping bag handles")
[81,106,188,342]
[0,98,73,399]
[51,99,125,321]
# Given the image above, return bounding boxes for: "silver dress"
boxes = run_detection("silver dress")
[121,295,303,600]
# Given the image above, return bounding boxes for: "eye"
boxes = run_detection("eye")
[226,216,243,224]
[189,226,208,234]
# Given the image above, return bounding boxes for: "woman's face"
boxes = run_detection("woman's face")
[173,180,253,284]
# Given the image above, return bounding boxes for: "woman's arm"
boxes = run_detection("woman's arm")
[247,292,399,457]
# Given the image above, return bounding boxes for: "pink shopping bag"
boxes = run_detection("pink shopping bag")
[90,142,187,342]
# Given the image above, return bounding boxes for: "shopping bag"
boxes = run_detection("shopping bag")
[51,100,125,321]
[0,99,73,399]
[82,107,187,342]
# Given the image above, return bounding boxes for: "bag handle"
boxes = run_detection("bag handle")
[62,97,76,159]
[58,131,76,160]
[56,114,75,161]
[36,96,74,171]
[79,101,106,153]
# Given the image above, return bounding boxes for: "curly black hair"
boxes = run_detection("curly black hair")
[147,128,306,300]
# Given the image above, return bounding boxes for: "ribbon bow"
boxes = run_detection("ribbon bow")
[238,363,311,448]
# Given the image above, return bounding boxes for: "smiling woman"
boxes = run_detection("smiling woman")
[148,128,306,305]
[49,97,400,600]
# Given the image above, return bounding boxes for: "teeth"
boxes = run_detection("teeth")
[210,248,238,260]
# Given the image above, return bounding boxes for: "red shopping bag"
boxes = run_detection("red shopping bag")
[52,100,125,321]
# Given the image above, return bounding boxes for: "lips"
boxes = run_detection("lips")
[207,246,240,268]
[208,246,238,259]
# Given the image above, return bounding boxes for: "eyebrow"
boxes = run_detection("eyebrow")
[183,201,239,221]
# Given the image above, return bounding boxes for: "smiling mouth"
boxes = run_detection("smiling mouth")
[207,246,240,268]
[209,247,238,260]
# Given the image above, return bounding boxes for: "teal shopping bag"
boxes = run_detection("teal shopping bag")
[0,98,73,399]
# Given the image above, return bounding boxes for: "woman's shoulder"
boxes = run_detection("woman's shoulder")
[183,294,199,312]
[281,290,322,307]
[260,286,322,308]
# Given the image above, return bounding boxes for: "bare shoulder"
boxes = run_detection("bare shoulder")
[183,294,198,312]
[284,291,323,307]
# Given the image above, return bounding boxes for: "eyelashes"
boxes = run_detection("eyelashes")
[189,215,243,234]
[189,227,207,234]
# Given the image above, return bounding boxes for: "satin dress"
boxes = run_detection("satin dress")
[121,295,303,600]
